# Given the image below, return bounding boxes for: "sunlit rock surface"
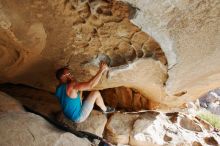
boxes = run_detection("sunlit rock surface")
[106,111,220,145]
[95,58,168,105]
[0,112,91,146]
[122,0,220,105]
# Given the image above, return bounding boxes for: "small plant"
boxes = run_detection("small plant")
[197,110,220,129]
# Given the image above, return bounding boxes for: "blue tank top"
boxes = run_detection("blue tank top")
[55,84,81,121]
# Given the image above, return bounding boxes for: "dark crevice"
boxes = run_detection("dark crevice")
[126,2,139,19]
[27,128,35,141]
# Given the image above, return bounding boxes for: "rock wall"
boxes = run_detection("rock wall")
[0,0,170,105]
[122,0,220,105]
[0,91,24,113]
[101,86,163,110]
[0,0,219,107]
[0,83,61,116]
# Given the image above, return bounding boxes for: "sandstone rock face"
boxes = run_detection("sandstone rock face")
[0,0,169,105]
[0,91,24,114]
[101,86,162,111]
[122,0,220,105]
[95,58,168,105]
[0,112,91,146]
[57,110,107,137]
[105,111,220,146]
[0,83,61,116]
[0,0,219,107]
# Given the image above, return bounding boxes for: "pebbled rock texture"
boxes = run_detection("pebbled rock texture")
[0,0,169,106]
[105,111,220,146]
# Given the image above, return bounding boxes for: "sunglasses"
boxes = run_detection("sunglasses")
[62,73,71,77]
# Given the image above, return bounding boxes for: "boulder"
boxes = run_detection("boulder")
[199,89,220,115]
[105,112,139,144]
[0,91,24,114]
[130,111,220,146]
[57,110,107,137]
[0,112,91,146]
[105,111,220,145]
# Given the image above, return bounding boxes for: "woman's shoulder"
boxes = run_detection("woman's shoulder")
[55,83,67,94]
[56,83,66,89]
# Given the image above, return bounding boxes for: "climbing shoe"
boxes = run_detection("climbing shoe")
[103,106,115,114]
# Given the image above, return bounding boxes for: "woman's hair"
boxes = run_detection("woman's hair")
[55,67,69,80]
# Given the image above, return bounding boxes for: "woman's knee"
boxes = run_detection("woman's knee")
[74,117,86,123]
[86,91,100,102]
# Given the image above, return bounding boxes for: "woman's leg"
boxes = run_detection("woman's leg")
[92,91,107,111]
